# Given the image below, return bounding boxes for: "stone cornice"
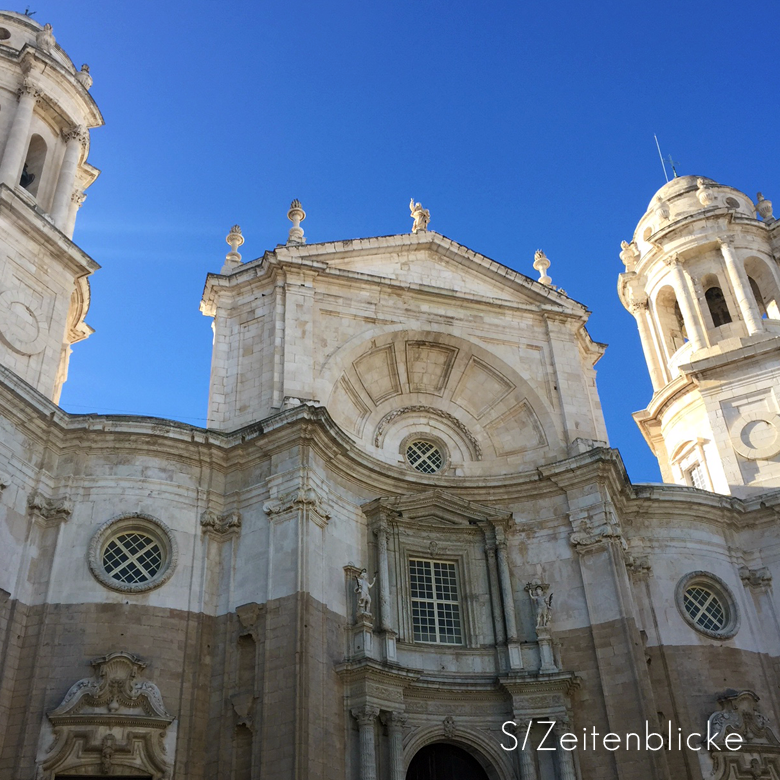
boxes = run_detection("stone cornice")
[200,230,590,324]
[0,41,103,128]
[633,209,771,275]
[0,185,100,275]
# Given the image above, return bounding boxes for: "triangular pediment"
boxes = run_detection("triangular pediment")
[363,489,512,529]
[279,232,586,316]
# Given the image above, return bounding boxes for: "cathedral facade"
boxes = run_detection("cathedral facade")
[1,11,780,780]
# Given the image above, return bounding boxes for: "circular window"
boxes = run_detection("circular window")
[0,28,10,41]
[725,197,740,209]
[406,439,444,474]
[675,572,739,639]
[89,513,178,593]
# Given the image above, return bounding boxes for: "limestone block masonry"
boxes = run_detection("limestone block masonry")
[1,11,780,780]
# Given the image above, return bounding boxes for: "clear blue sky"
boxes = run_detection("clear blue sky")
[32,0,779,484]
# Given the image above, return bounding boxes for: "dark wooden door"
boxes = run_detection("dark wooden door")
[406,743,490,780]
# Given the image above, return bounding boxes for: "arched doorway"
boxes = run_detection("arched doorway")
[407,743,490,780]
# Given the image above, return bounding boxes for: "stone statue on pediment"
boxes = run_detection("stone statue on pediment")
[410,198,430,233]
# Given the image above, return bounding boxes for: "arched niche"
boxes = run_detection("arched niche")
[21,133,46,197]
[36,651,175,780]
[745,256,780,320]
[319,328,565,474]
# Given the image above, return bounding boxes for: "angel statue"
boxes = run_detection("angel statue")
[526,581,553,628]
[355,569,376,616]
[410,198,430,233]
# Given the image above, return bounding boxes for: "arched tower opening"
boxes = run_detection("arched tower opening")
[653,285,686,360]
[745,257,780,320]
[702,274,732,328]
[21,133,46,197]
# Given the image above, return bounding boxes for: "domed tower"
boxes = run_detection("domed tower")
[619,175,780,496]
[0,12,102,402]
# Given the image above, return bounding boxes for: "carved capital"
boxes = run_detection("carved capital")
[626,554,652,580]
[71,190,87,207]
[739,565,772,590]
[63,124,89,146]
[381,711,407,732]
[200,509,242,537]
[351,705,380,727]
[18,78,43,101]
[663,253,682,268]
[27,490,72,525]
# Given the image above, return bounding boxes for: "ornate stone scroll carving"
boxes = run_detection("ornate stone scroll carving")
[200,509,242,537]
[38,651,175,780]
[706,690,780,780]
[263,470,331,527]
[569,509,624,553]
[27,490,72,526]
[739,566,772,590]
[373,404,482,459]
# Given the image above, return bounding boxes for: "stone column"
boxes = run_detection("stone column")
[352,706,379,780]
[64,189,86,237]
[50,126,85,228]
[495,528,517,641]
[0,80,40,188]
[555,721,577,780]
[484,541,506,644]
[375,516,392,632]
[382,711,406,780]
[517,720,539,780]
[630,299,665,390]
[665,255,706,350]
[719,238,763,335]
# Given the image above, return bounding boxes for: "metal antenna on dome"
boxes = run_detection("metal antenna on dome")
[654,134,669,183]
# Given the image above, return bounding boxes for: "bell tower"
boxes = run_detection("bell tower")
[619,175,780,497]
[0,12,102,402]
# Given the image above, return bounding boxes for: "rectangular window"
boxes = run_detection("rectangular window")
[686,462,707,490]
[409,558,462,644]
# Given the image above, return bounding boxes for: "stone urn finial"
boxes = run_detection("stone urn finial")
[76,64,93,90]
[533,249,552,285]
[696,178,715,207]
[756,192,774,222]
[287,199,306,245]
[221,225,244,273]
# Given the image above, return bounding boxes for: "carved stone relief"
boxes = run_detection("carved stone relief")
[37,651,175,780]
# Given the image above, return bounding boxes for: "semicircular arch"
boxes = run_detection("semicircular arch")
[403,726,513,780]
[318,325,565,474]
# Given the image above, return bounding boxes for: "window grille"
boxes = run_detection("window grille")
[409,558,462,644]
[406,440,444,474]
[686,462,707,490]
[683,585,727,632]
[103,532,163,584]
